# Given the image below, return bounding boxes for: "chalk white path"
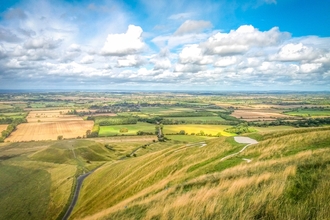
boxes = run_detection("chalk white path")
[220,136,258,161]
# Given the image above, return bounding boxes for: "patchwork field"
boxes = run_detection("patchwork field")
[5,121,93,142]
[27,110,83,123]
[231,109,288,121]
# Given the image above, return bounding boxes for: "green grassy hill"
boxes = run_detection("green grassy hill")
[69,127,330,220]
[0,138,153,220]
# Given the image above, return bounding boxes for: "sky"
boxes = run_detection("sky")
[0,0,330,91]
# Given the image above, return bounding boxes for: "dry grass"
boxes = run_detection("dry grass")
[66,128,330,220]
[6,121,93,142]
[0,124,8,132]
[27,110,83,123]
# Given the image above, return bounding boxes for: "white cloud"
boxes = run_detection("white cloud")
[179,44,213,64]
[80,55,94,64]
[174,20,212,36]
[273,43,319,61]
[214,56,239,67]
[174,63,204,73]
[300,63,322,73]
[152,33,209,49]
[68,44,81,52]
[101,25,146,56]
[152,58,172,70]
[203,25,289,55]
[116,55,144,67]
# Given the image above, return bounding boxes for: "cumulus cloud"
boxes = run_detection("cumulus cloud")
[0,27,21,42]
[152,58,172,70]
[116,55,145,67]
[101,25,146,56]
[214,56,239,67]
[273,43,319,61]
[24,37,62,49]
[300,63,322,73]
[174,20,212,36]
[0,0,329,90]
[203,25,289,55]
[80,55,94,64]
[174,63,205,73]
[179,44,213,65]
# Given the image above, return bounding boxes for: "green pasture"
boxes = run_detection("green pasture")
[98,122,155,136]
[284,109,330,117]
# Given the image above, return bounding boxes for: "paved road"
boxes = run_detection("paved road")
[62,171,93,220]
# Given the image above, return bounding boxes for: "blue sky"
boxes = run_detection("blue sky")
[0,0,330,91]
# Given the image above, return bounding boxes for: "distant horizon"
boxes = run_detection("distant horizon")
[0,89,329,94]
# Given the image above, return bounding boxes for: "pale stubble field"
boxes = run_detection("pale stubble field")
[6,110,94,142]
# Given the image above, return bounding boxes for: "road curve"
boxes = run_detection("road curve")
[62,171,93,220]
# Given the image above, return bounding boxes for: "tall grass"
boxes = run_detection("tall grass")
[69,128,330,220]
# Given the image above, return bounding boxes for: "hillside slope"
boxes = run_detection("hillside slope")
[71,127,330,220]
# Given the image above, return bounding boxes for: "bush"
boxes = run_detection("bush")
[120,128,128,133]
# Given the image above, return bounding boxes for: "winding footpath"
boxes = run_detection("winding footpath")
[220,136,258,161]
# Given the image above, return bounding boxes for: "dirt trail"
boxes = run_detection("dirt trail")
[220,136,258,161]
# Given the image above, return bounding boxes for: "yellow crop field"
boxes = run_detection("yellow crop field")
[27,110,83,123]
[164,124,234,136]
[6,121,93,142]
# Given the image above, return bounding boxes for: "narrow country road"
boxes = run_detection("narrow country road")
[62,171,93,220]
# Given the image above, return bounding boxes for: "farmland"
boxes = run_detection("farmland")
[284,108,330,117]
[230,109,290,121]
[1,91,330,219]
[6,121,94,142]
[99,122,154,136]
[27,110,83,123]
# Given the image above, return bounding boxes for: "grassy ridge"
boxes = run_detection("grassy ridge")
[0,139,124,220]
[70,127,330,220]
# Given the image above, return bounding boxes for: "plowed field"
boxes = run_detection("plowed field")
[6,121,93,142]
